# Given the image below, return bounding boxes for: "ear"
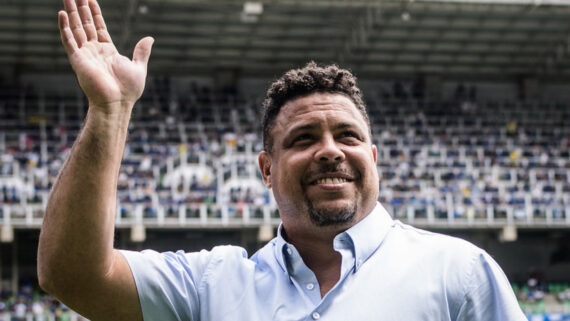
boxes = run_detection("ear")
[371,144,378,163]
[258,151,272,188]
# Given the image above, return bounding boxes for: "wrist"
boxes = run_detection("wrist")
[87,100,134,121]
[85,102,133,134]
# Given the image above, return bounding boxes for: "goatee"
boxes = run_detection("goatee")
[305,198,357,226]
[302,163,359,226]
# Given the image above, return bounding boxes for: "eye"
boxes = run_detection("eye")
[338,131,361,141]
[291,134,314,146]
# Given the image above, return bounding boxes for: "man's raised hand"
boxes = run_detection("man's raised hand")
[59,0,153,112]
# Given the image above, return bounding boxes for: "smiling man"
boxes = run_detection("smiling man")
[260,92,378,227]
[257,71,382,297]
[38,1,526,320]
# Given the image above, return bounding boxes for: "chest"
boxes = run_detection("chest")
[198,263,459,321]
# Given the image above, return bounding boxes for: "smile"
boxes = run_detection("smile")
[312,177,352,185]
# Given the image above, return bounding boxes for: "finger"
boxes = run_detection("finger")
[132,37,154,69]
[88,0,112,43]
[58,11,78,55]
[63,0,87,47]
[76,0,97,41]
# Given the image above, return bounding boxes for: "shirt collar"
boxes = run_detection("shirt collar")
[272,224,291,274]
[342,202,394,272]
[272,202,394,275]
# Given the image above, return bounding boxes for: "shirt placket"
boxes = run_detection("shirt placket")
[285,234,357,321]
[283,245,322,306]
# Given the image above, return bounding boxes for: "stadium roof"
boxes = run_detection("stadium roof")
[1,0,570,79]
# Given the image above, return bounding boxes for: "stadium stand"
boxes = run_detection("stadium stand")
[2,0,570,319]
[1,77,570,319]
[2,80,569,230]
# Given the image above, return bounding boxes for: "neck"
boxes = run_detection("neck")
[283,225,343,297]
[279,203,376,296]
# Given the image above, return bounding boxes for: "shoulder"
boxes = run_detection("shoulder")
[206,244,249,261]
[388,220,483,257]
[119,245,252,320]
[383,222,523,319]
[388,221,524,319]
[384,221,491,293]
[198,245,252,279]
[122,244,248,266]
[121,245,250,286]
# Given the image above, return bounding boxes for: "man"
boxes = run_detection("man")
[38,0,526,320]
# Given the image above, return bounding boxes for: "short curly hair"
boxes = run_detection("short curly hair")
[261,62,370,153]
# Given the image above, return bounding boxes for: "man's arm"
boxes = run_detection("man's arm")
[37,0,153,320]
[456,251,526,321]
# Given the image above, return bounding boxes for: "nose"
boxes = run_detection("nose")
[314,135,345,163]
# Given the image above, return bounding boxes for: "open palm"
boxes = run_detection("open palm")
[59,0,153,111]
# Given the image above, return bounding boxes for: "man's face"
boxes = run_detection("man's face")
[258,93,379,231]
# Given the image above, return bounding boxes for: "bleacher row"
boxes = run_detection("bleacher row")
[1,80,570,232]
[371,99,570,228]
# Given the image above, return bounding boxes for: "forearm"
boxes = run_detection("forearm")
[38,104,132,293]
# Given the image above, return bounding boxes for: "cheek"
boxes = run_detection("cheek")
[282,151,310,170]
[350,150,378,177]
[273,153,308,186]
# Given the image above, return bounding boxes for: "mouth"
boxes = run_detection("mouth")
[309,172,355,185]
[312,177,352,185]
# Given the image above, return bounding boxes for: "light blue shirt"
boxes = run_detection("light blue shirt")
[121,203,526,321]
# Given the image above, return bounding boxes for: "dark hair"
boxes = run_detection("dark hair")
[261,62,370,153]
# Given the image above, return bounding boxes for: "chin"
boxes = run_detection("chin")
[306,199,357,227]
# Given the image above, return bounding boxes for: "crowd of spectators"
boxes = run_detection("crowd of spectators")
[1,78,570,225]
[0,282,85,321]
[514,278,570,315]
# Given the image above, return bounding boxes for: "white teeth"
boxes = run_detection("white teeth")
[316,177,347,184]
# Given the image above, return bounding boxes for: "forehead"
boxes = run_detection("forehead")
[275,93,366,129]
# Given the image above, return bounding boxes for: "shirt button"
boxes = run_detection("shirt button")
[306,283,315,290]
[312,312,320,320]
[286,247,293,255]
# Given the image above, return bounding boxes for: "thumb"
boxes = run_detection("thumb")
[132,36,154,67]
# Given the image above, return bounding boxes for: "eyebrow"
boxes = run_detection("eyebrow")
[333,122,358,131]
[288,122,357,134]
[281,124,317,147]
[287,123,318,135]
[282,121,363,147]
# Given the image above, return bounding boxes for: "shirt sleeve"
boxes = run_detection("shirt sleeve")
[456,250,527,321]
[121,246,242,321]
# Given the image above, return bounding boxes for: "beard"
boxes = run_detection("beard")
[301,163,360,226]
[305,197,357,226]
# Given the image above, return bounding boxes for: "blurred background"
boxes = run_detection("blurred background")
[0,0,569,319]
